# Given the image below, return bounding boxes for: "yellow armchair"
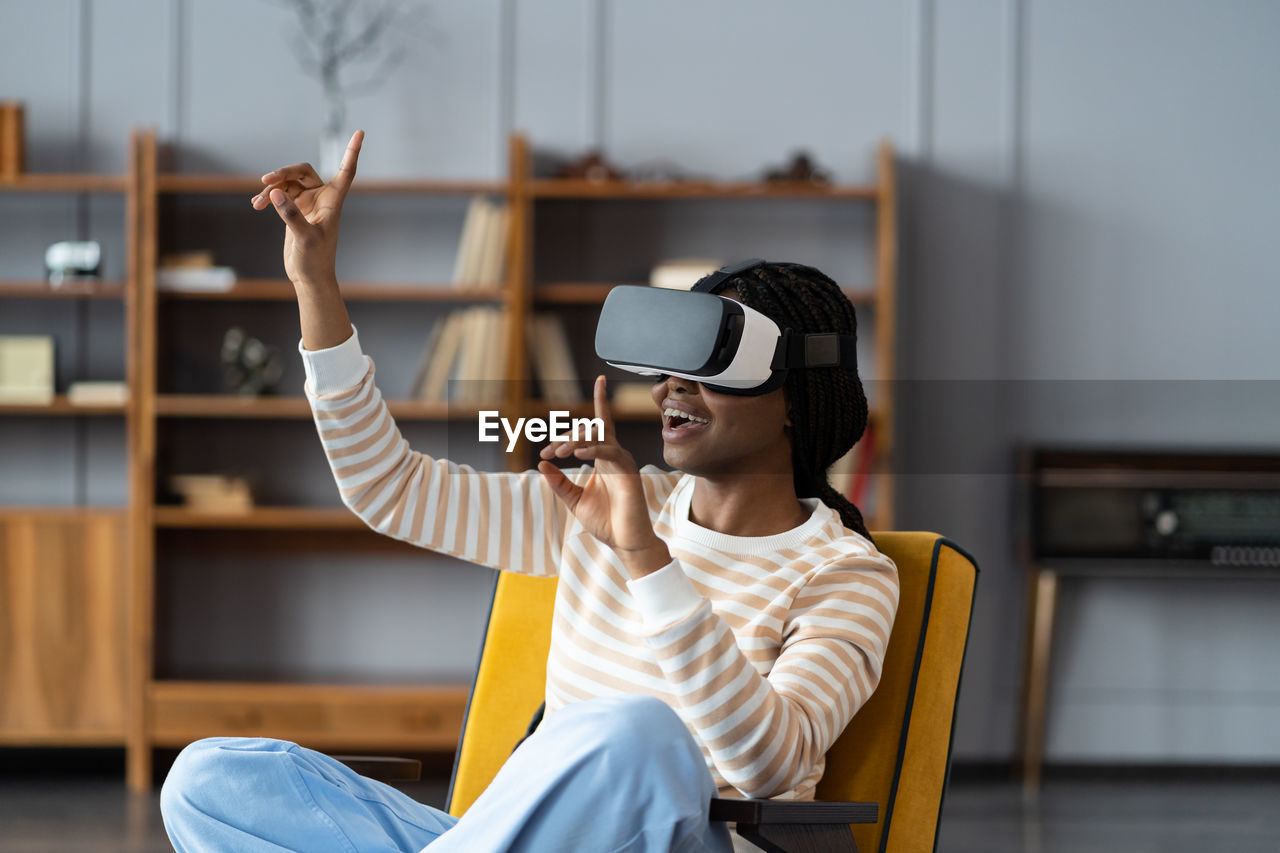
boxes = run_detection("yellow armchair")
[441,531,979,853]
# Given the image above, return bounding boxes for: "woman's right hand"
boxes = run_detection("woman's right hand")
[250,130,364,289]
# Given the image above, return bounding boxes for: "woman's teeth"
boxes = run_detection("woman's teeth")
[663,407,709,426]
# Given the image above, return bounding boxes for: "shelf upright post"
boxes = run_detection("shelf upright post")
[125,127,159,792]
[874,140,898,530]
[505,133,532,473]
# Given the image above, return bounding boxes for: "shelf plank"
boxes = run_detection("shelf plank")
[158,278,504,302]
[149,680,470,751]
[154,506,365,530]
[0,395,127,416]
[531,179,879,200]
[154,395,488,419]
[0,174,128,193]
[0,279,127,298]
[533,282,876,306]
[157,175,508,195]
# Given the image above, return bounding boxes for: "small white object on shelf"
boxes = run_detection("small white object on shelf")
[67,380,128,406]
[0,334,55,404]
[649,258,723,290]
[156,266,236,292]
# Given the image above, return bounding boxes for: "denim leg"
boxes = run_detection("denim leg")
[161,736,457,853]
[429,695,733,853]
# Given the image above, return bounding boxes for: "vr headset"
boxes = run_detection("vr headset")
[594,258,858,396]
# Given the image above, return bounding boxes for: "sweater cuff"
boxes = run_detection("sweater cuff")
[626,559,705,631]
[299,325,366,396]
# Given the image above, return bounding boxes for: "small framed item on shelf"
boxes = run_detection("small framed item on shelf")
[0,334,55,404]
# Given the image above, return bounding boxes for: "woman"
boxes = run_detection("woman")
[161,131,899,853]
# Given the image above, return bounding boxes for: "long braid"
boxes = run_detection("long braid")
[718,262,876,546]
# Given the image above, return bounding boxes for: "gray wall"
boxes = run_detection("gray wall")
[2,0,1278,762]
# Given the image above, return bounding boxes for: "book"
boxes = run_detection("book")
[451,196,487,288]
[528,313,583,403]
[67,380,128,406]
[419,310,468,402]
[0,334,54,404]
[407,318,444,399]
[156,266,236,292]
[476,203,509,288]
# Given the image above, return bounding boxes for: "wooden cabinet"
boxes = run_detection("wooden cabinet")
[0,144,141,749]
[0,511,130,743]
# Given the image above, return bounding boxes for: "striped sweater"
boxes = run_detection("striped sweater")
[301,328,899,801]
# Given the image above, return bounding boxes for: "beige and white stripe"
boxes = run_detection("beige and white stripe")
[308,359,899,801]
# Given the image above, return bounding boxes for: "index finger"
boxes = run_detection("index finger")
[328,129,364,197]
[593,375,616,442]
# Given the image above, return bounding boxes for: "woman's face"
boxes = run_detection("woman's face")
[648,373,793,477]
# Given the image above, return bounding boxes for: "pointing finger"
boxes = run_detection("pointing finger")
[593,375,617,442]
[328,129,364,198]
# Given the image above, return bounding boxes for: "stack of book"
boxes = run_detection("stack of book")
[527,313,583,403]
[67,380,127,407]
[452,196,510,290]
[409,307,510,403]
[157,251,236,293]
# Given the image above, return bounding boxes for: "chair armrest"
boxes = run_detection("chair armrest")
[708,797,878,825]
[330,755,422,783]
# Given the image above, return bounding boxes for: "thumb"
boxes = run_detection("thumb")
[538,460,582,511]
[270,189,318,244]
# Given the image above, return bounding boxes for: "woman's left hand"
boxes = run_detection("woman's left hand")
[538,376,672,578]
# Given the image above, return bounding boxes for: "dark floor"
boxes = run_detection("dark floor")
[1,767,1277,852]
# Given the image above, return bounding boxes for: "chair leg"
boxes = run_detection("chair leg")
[734,822,859,853]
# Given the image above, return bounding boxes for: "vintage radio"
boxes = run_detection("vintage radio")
[1021,448,1280,566]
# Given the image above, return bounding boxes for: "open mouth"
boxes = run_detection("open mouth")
[662,407,710,432]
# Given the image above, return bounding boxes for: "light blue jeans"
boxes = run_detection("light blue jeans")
[160,694,734,852]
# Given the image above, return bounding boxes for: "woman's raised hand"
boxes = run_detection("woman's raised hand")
[538,376,672,578]
[251,130,364,289]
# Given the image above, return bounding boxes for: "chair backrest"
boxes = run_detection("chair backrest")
[447,532,979,853]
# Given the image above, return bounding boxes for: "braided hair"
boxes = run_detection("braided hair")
[714,262,875,546]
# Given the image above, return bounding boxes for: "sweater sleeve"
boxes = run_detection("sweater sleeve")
[626,552,899,799]
[300,327,585,576]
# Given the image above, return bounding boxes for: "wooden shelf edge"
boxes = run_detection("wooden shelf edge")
[0,394,127,415]
[0,731,126,746]
[154,505,365,529]
[0,279,127,298]
[532,282,875,306]
[530,179,879,200]
[158,279,504,302]
[0,174,128,193]
[154,395,484,419]
[156,174,508,195]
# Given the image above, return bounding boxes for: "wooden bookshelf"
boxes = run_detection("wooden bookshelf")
[4,129,896,789]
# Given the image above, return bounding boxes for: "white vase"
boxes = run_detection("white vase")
[319,131,346,179]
